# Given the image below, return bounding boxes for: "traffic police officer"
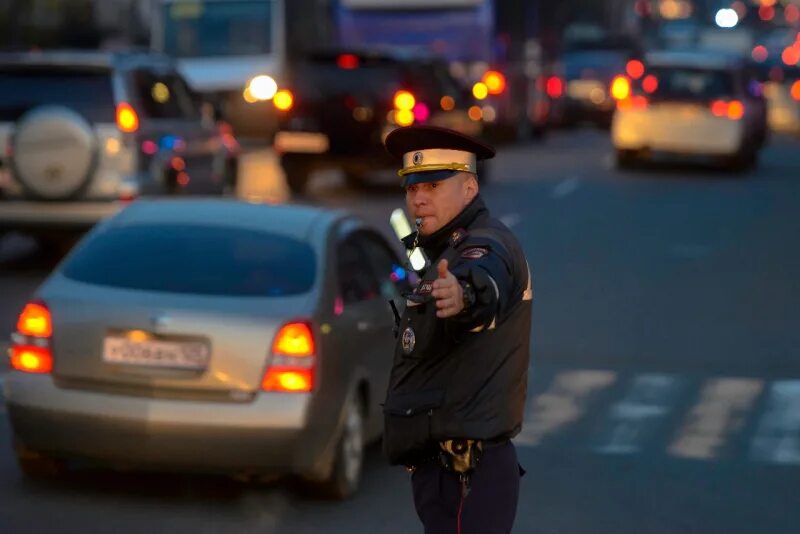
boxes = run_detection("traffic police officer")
[382,125,533,534]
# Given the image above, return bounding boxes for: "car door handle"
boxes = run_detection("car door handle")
[357,321,371,332]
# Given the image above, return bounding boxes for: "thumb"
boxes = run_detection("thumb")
[438,259,449,279]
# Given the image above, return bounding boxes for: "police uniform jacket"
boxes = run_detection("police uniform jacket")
[383,196,533,466]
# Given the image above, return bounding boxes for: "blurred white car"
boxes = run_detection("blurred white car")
[612,51,766,170]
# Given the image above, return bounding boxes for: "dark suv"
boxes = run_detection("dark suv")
[0,50,239,241]
[272,51,485,194]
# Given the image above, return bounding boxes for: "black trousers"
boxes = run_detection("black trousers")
[411,441,523,534]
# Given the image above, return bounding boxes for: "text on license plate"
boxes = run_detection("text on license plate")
[103,337,210,369]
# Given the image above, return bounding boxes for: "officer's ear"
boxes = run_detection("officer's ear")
[463,172,479,201]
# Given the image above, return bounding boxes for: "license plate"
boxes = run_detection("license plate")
[103,336,210,370]
[274,131,329,153]
[568,80,603,100]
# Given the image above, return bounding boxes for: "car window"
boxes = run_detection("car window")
[292,59,402,100]
[0,67,115,122]
[645,67,734,99]
[360,234,411,300]
[62,224,316,297]
[129,69,200,119]
[336,237,380,304]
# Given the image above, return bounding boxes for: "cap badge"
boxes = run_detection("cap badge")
[412,151,424,166]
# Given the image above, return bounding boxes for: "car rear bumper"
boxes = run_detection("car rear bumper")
[612,109,745,155]
[0,200,124,232]
[5,372,334,477]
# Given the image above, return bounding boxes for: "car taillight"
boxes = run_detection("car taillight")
[11,301,53,374]
[10,346,52,374]
[393,90,416,126]
[711,99,744,120]
[116,102,139,133]
[791,80,800,101]
[625,60,645,80]
[617,95,648,111]
[545,76,564,99]
[17,302,52,337]
[273,89,294,111]
[337,53,360,70]
[482,70,506,95]
[610,75,631,101]
[261,321,316,393]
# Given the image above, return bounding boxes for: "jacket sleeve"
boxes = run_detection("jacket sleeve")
[447,238,517,331]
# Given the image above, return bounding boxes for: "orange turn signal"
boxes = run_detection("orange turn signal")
[272,322,315,356]
[116,102,139,133]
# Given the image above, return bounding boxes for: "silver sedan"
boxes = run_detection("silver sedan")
[4,199,409,498]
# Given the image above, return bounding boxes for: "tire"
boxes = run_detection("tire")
[615,149,638,170]
[281,158,311,195]
[313,393,365,500]
[14,440,66,478]
[11,105,97,200]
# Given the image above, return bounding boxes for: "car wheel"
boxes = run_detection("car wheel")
[615,149,638,170]
[282,158,311,195]
[315,394,365,500]
[14,440,66,478]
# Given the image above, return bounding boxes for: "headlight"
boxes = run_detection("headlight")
[244,75,278,102]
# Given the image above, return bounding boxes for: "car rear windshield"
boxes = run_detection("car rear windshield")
[645,67,734,99]
[62,224,316,297]
[292,58,465,105]
[0,67,115,122]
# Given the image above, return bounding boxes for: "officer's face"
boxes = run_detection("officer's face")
[405,172,478,236]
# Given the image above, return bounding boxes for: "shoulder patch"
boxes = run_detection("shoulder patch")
[461,247,489,259]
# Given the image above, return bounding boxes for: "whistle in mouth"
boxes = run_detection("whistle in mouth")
[390,208,429,273]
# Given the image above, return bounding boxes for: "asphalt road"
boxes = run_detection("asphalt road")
[1,128,799,533]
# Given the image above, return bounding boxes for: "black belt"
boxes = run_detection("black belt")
[404,437,510,471]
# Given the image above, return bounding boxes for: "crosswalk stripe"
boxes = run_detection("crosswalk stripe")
[750,380,800,464]
[517,369,617,446]
[593,373,683,455]
[669,378,763,460]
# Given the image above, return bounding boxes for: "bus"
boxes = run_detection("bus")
[152,0,334,137]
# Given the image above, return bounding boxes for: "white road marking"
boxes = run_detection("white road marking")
[669,378,763,460]
[594,374,682,455]
[551,176,581,198]
[499,213,521,228]
[750,380,800,464]
[517,370,616,446]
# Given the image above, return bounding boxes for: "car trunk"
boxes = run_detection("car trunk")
[41,278,313,402]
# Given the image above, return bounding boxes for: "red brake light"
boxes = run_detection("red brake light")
[545,76,564,99]
[17,302,52,338]
[262,367,314,392]
[626,60,645,80]
[273,89,294,111]
[642,75,658,94]
[337,54,359,70]
[711,100,744,120]
[10,345,53,374]
[116,102,139,133]
[791,80,800,101]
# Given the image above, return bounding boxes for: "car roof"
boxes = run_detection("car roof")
[107,199,352,243]
[645,50,744,70]
[0,49,175,71]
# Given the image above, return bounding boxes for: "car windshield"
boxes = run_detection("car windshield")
[162,0,273,58]
[0,67,115,122]
[62,224,316,297]
[645,67,734,99]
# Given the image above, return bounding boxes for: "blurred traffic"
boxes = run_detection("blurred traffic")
[1,0,800,531]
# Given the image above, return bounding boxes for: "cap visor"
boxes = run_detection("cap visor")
[402,169,461,187]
